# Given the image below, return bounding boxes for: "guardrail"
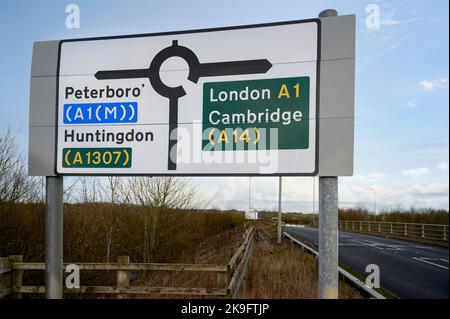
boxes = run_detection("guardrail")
[0,227,254,299]
[337,221,448,242]
[283,231,386,299]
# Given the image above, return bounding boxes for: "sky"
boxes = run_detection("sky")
[0,0,448,212]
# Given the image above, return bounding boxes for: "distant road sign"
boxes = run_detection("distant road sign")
[245,210,259,220]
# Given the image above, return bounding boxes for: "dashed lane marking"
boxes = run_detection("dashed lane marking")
[412,257,449,270]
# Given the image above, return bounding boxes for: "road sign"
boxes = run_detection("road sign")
[29,16,355,176]
[245,210,259,220]
[56,20,318,175]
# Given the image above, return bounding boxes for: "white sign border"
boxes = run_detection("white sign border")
[54,18,321,176]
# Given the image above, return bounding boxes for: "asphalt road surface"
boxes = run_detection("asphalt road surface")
[284,226,449,299]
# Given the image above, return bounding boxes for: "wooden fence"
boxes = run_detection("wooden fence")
[0,226,254,299]
[195,223,247,264]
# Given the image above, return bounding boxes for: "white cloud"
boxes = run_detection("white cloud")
[380,18,401,26]
[358,4,410,70]
[351,172,387,182]
[196,176,315,212]
[406,182,449,196]
[419,78,449,91]
[436,161,449,172]
[402,167,431,177]
[197,176,449,212]
[367,172,387,179]
[420,81,434,91]
[376,5,416,27]
[406,99,418,107]
[335,181,448,211]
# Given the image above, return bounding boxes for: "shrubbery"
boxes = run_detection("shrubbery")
[0,203,244,263]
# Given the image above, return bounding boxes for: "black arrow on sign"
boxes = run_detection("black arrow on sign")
[95,40,272,171]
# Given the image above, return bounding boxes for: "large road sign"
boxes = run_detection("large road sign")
[29,16,355,176]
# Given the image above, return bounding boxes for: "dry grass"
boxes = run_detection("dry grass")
[240,239,362,299]
[134,224,362,300]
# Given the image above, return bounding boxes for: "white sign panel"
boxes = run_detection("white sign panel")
[245,210,259,220]
[55,20,320,175]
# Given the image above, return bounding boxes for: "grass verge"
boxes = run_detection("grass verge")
[240,238,363,299]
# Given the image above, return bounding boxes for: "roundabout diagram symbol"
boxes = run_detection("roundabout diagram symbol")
[95,40,272,170]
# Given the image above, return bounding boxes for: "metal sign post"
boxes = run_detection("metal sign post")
[318,8,339,300]
[45,176,64,299]
[249,177,252,210]
[318,176,338,299]
[277,176,282,244]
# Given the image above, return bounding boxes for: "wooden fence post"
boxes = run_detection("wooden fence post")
[8,255,23,299]
[0,258,10,298]
[216,269,229,298]
[117,256,129,299]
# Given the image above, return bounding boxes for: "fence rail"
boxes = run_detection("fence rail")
[337,221,448,242]
[0,226,255,299]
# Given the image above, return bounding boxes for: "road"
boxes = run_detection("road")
[284,226,449,299]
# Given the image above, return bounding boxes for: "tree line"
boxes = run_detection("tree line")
[1,130,243,265]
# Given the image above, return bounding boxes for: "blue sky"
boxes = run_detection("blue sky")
[0,0,448,212]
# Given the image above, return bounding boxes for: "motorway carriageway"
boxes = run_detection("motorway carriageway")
[284,226,449,299]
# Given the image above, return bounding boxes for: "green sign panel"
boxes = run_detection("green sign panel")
[202,76,310,151]
[62,147,132,168]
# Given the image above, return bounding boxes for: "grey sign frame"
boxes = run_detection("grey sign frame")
[29,15,355,177]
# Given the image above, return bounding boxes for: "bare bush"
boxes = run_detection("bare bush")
[128,177,204,209]
[126,177,206,262]
[98,176,127,263]
[76,177,100,204]
[0,130,40,206]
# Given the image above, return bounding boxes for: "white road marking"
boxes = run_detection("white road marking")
[349,239,386,250]
[412,257,449,270]
[338,243,367,246]
[348,239,407,251]
[347,238,438,252]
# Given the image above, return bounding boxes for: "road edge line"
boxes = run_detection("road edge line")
[283,231,386,299]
